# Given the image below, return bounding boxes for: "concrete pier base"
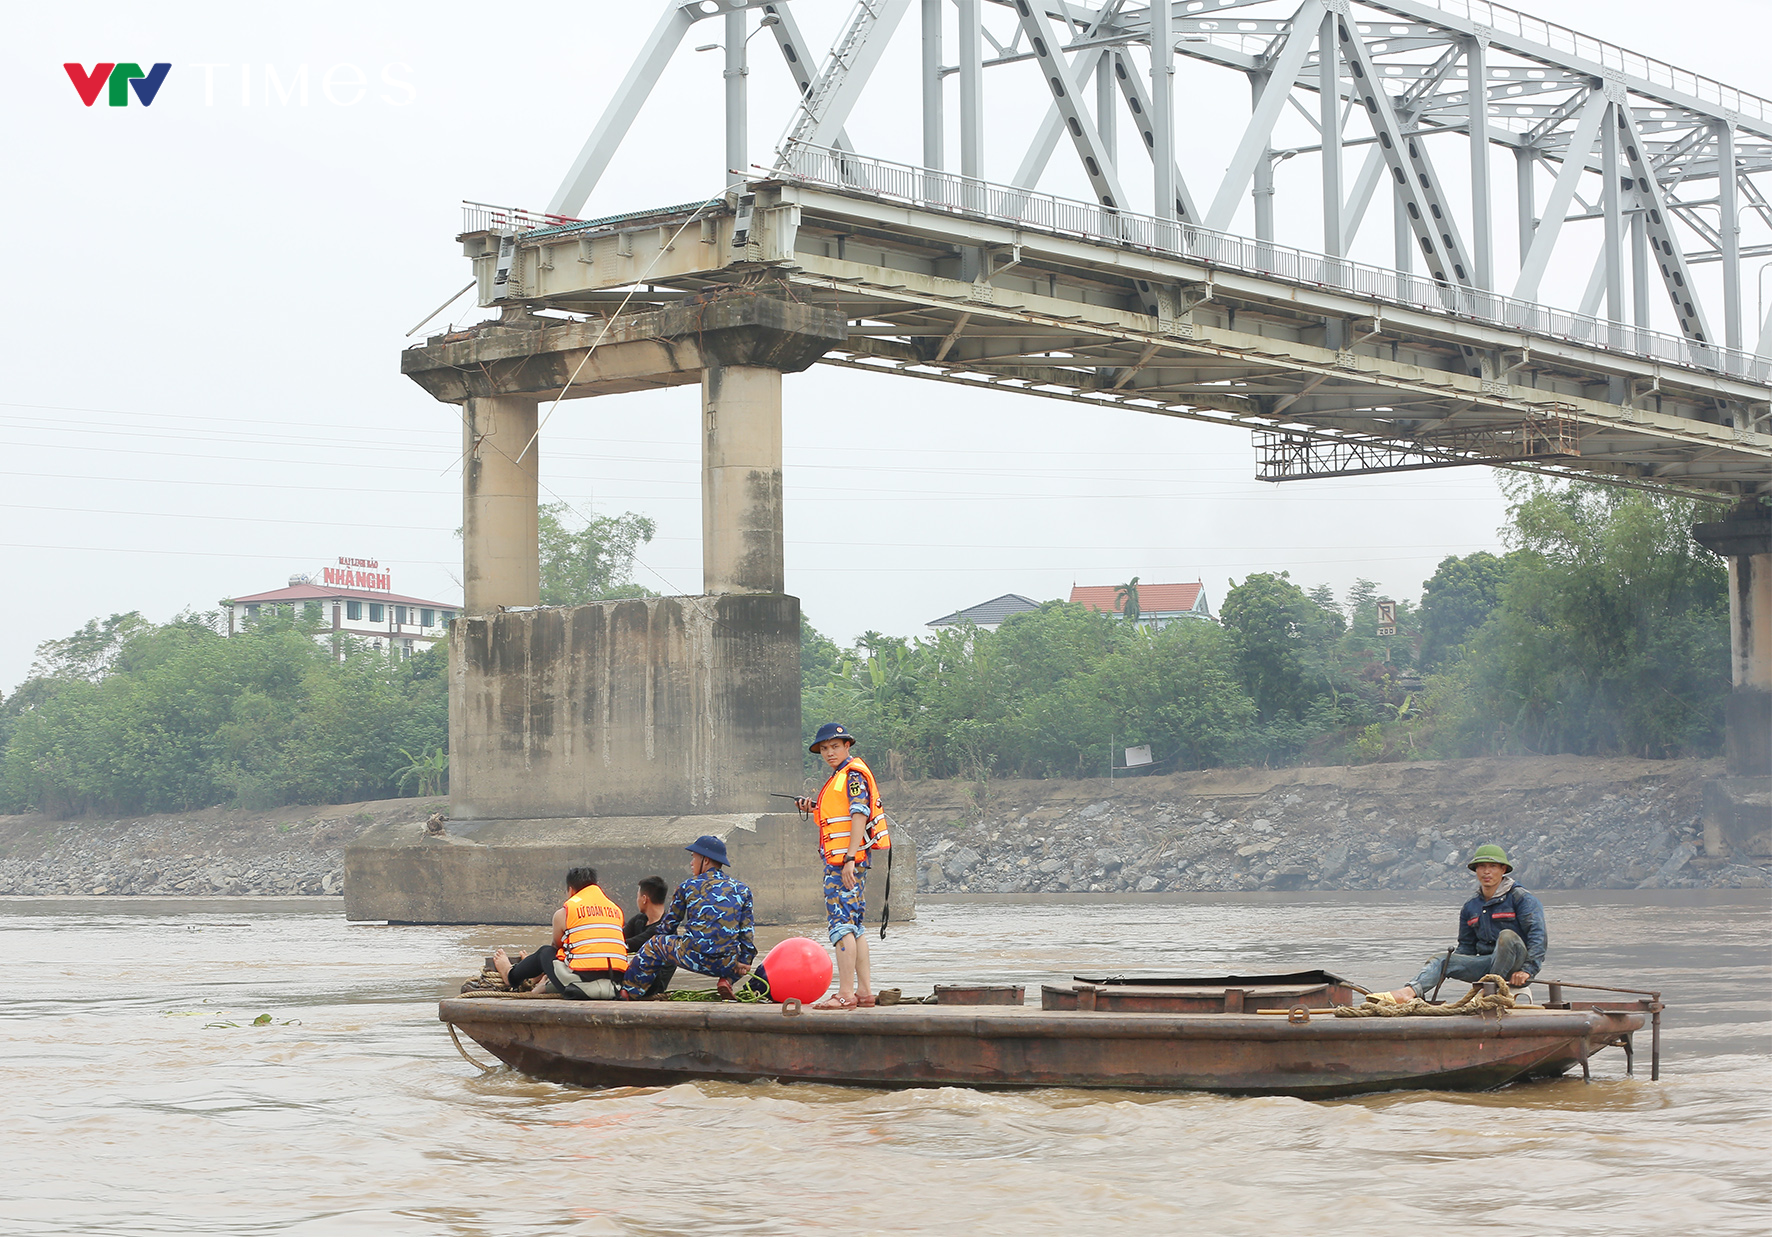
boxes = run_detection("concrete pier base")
[448,595,801,821]
[344,812,916,927]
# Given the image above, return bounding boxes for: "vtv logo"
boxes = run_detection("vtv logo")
[64,63,172,107]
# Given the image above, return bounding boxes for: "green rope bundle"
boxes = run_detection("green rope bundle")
[659,973,771,1003]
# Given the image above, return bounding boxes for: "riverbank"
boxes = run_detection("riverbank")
[0,797,439,897]
[1,755,1764,897]
[891,755,1768,894]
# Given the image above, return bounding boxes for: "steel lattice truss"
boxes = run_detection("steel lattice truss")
[448,0,1772,496]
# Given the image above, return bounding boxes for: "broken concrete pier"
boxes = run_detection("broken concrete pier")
[347,284,915,925]
[1694,501,1772,860]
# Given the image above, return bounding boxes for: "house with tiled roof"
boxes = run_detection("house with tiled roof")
[223,559,459,659]
[926,593,1044,632]
[1069,581,1212,629]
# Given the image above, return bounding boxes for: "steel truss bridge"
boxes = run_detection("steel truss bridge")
[445,0,1772,498]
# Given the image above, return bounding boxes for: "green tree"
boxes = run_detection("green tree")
[1418,551,1516,669]
[29,611,156,680]
[1453,480,1729,757]
[0,612,449,815]
[800,615,842,692]
[1219,572,1342,725]
[536,502,657,605]
[1115,576,1142,623]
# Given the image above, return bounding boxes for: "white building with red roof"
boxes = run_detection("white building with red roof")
[1069,581,1212,629]
[223,557,459,658]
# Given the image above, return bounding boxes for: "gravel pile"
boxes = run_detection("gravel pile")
[0,799,433,898]
[906,773,1769,895]
[0,845,341,896]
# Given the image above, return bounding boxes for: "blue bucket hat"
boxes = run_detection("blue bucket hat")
[809,722,857,753]
[686,834,729,867]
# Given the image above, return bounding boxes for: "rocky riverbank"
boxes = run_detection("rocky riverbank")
[0,756,1763,899]
[0,797,441,897]
[893,756,1768,895]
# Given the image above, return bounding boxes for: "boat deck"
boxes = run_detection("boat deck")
[439,991,1644,1097]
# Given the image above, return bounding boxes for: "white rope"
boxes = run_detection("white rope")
[512,179,751,467]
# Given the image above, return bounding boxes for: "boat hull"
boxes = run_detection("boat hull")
[438,999,1642,1098]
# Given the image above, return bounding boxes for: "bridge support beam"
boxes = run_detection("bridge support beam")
[462,394,540,615]
[404,290,844,610]
[702,364,785,595]
[1693,501,1772,858]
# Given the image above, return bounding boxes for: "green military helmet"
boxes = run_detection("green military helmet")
[1466,844,1513,872]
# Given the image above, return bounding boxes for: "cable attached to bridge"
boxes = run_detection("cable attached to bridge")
[511,179,753,469]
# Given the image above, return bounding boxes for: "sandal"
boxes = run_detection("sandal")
[810,993,858,1011]
[856,992,877,1008]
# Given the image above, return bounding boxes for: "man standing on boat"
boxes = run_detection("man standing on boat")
[1379,844,1547,1003]
[491,867,627,999]
[794,722,891,1010]
[620,836,756,999]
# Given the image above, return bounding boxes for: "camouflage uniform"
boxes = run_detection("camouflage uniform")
[620,868,755,996]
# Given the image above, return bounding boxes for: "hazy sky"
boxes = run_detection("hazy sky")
[3,1,1763,693]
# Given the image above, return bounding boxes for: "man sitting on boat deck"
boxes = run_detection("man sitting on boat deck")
[623,875,676,997]
[491,866,627,999]
[1377,844,1547,1004]
[794,721,891,1011]
[620,836,756,999]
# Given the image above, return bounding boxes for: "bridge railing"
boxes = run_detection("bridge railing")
[778,143,1771,385]
[1404,0,1770,124]
[462,200,583,234]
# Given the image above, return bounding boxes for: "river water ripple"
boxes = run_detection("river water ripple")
[2,892,1767,1236]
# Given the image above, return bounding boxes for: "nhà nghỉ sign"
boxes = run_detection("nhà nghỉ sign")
[322,556,391,592]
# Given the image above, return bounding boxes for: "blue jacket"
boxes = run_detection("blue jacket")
[1457,882,1547,979]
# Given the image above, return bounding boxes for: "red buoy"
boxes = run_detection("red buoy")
[761,936,832,1004]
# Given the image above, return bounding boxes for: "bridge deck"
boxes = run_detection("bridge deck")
[453,169,1771,498]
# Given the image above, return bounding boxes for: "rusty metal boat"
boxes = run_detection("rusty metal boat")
[439,969,1658,1098]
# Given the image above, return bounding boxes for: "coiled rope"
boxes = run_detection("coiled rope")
[1334,976,1519,1018]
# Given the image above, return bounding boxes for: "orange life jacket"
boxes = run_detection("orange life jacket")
[560,885,629,973]
[815,755,891,864]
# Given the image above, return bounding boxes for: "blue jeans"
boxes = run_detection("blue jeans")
[1407,929,1528,998]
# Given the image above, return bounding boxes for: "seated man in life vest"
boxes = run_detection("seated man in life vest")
[1376,844,1547,1003]
[620,836,755,999]
[492,866,627,999]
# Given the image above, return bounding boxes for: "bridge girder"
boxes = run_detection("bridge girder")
[449,177,1770,498]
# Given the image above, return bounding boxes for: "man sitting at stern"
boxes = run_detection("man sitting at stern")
[620,836,755,999]
[492,866,627,999]
[1377,844,1547,1004]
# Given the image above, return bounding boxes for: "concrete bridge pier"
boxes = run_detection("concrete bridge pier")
[462,394,541,614]
[701,364,785,596]
[350,288,915,926]
[1694,500,1772,858]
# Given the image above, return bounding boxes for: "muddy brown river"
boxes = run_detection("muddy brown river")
[3,892,1767,1235]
